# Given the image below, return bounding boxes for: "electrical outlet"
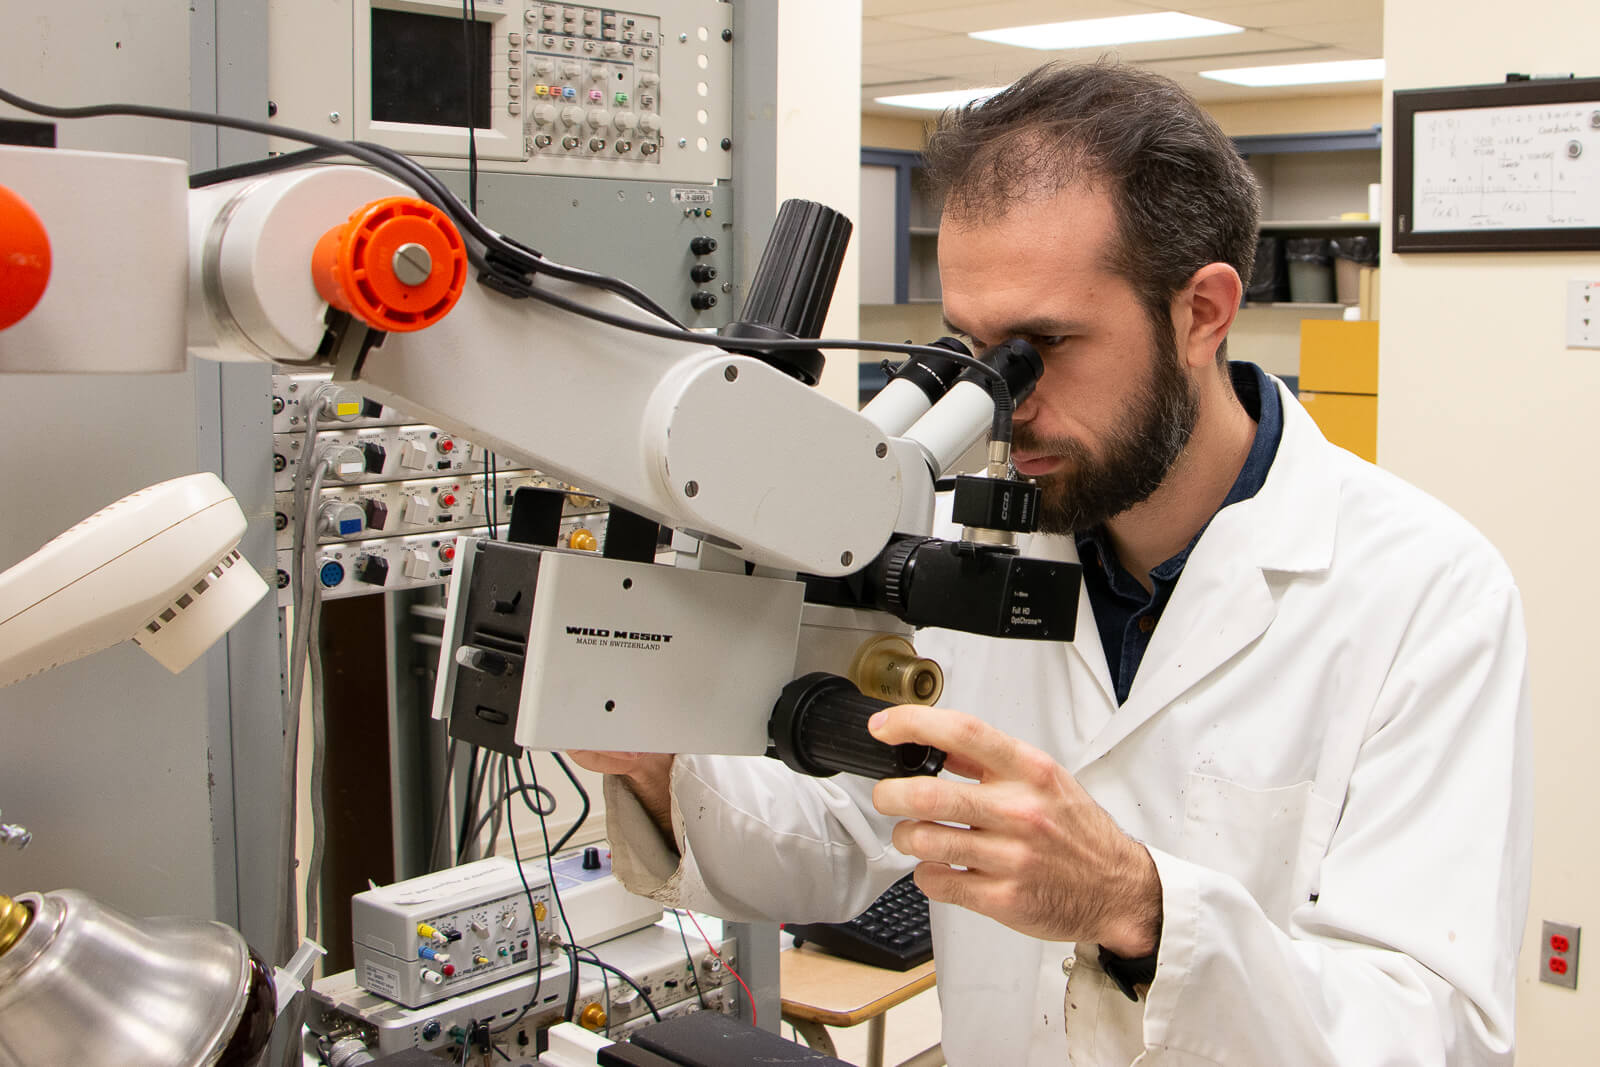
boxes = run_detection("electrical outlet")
[1568,280,1600,350]
[1541,920,1580,989]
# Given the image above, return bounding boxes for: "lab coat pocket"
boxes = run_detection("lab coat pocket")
[1179,773,1325,927]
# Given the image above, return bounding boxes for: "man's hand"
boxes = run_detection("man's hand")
[869,705,1162,957]
[566,751,676,840]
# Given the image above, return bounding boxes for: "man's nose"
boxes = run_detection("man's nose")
[1012,383,1041,426]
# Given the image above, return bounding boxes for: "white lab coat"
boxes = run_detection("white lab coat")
[605,380,1532,1066]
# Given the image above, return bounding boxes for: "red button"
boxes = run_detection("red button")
[1552,935,1571,953]
[439,437,455,452]
[442,964,456,977]
[439,493,458,508]
[440,544,456,562]
[1551,957,1568,975]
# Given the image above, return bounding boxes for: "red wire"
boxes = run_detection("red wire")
[684,909,757,1027]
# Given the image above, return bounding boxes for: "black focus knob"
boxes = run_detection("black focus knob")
[359,441,387,473]
[690,290,718,311]
[690,263,718,283]
[768,672,945,780]
[582,846,602,870]
[354,555,389,586]
[689,235,718,256]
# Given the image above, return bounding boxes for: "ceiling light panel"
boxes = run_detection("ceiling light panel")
[1199,58,1384,86]
[873,86,1011,110]
[970,12,1244,50]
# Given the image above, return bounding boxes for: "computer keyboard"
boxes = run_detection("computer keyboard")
[784,874,933,971]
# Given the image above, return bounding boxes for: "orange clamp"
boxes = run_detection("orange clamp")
[312,196,467,332]
[0,184,51,331]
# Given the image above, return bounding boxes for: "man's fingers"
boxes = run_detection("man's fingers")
[891,820,1011,873]
[869,704,1030,778]
[873,774,987,825]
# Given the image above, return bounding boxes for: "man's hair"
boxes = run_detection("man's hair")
[922,61,1260,365]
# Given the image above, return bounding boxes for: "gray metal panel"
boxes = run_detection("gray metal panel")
[206,0,289,957]
[0,3,283,954]
[723,0,784,1032]
[0,3,216,923]
[430,168,737,327]
[730,0,777,299]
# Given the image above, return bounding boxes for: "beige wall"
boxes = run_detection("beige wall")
[1381,0,1600,1060]
[862,112,931,152]
[773,0,864,409]
[1207,92,1382,137]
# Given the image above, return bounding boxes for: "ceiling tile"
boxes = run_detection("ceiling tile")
[863,0,974,16]
[879,0,1157,34]
[863,18,948,45]
[1269,20,1382,50]
[863,34,1018,65]
[861,65,953,88]
[1189,0,1382,29]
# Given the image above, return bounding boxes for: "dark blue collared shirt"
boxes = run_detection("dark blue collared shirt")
[1075,362,1282,704]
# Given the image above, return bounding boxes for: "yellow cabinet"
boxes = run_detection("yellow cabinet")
[1298,320,1378,462]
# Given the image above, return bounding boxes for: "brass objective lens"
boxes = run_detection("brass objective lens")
[0,893,32,957]
[850,635,944,706]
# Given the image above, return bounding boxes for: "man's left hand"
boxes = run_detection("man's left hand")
[869,704,1162,957]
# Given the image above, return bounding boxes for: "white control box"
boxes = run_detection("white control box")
[352,857,559,1009]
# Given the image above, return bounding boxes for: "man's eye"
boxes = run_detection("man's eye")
[1034,335,1068,349]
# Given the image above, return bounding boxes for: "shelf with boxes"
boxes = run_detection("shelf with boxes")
[1236,130,1383,311]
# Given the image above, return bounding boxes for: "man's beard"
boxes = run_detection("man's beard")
[1017,332,1199,536]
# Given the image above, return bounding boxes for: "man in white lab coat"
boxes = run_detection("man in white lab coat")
[574,62,1531,1064]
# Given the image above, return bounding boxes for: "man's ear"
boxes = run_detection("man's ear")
[1178,263,1242,369]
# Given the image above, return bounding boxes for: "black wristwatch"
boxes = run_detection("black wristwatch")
[1098,942,1159,1001]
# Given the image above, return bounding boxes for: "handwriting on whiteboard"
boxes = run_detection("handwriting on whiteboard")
[1412,102,1600,231]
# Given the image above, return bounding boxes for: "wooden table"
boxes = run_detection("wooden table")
[779,944,942,1067]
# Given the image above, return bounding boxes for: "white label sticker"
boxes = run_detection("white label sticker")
[361,960,401,999]
[671,188,714,205]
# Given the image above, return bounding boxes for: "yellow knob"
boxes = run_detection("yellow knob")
[850,635,945,706]
[474,953,490,966]
[579,1002,608,1031]
[533,901,548,922]
[568,528,598,552]
[0,894,32,957]
[416,922,439,940]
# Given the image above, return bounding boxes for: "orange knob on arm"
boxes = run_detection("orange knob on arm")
[0,184,51,331]
[311,197,467,332]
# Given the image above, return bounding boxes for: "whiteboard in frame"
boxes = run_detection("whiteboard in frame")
[1393,77,1600,252]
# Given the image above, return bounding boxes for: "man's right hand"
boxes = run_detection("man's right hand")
[566,751,676,840]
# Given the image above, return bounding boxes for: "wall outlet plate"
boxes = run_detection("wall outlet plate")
[1568,281,1600,350]
[1540,919,1580,989]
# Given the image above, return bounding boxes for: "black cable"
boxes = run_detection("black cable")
[429,738,460,872]
[189,145,337,188]
[563,942,581,1023]
[0,85,684,327]
[464,782,556,846]
[574,952,663,1023]
[463,0,479,216]
[0,86,1020,441]
[671,909,709,1009]
[492,761,548,1036]
[510,756,558,821]
[0,87,490,258]
[0,86,1019,396]
[456,747,485,863]
[487,450,499,541]
[546,753,590,858]
[506,277,1013,389]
